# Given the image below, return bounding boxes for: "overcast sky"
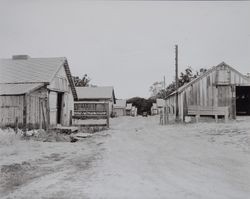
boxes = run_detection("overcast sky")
[0,0,249,99]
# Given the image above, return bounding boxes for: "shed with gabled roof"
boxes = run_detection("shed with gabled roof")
[113,99,126,117]
[75,86,116,115]
[166,62,250,121]
[125,103,133,116]
[0,56,77,129]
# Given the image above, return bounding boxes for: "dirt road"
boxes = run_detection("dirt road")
[1,116,250,199]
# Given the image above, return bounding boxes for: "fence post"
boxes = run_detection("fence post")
[45,97,50,131]
[164,106,167,125]
[106,103,110,128]
[69,110,72,126]
[159,109,163,125]
[40,100,46,130]
[23,94,27,134]
[15,117,18,134]
[166,106,169,124]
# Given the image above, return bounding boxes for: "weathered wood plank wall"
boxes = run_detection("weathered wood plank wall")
[0,87,48,129]
[26,87,48,129]
[0,95,24,127]
[166,64,250,121]
[48,65,74,126]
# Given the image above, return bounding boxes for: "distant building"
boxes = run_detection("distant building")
[0,56,77,129]
[131,106,138,117]
[166,62,250,121]
[126,103,133,116]
[75,86,116,115]
[151,103,158,115]
[156,99,165,108]
[113,99,126,117]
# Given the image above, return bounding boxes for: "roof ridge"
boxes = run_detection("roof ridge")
[167,62,250,98]
[0,57,66,60]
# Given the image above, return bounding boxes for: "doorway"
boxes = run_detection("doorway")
[236,86,250,115]
[57,93,63,124]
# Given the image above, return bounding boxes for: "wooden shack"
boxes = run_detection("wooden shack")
[75,86,116,115]
[151,103,158,115]
[0,56,77,129]
[113,99,126,117]
[166,62,250,121]
[126,103,132,116]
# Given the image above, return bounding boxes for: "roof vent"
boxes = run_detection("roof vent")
[12,55,30,60]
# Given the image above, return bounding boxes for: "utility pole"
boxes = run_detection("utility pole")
[163,76,166,125]
[175,45,179,121]
[163,76,166,98]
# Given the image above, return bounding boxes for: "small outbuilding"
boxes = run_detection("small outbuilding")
[131,106,138,117]
[151,103,158,115]
[75,86,116,115]
[113,99,126,117]
[0,55,77,129]
[166,62,250,121]
[126,103,133,116]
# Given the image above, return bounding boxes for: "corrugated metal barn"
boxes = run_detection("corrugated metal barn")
[166,62,250,121]
[0,55,77,129]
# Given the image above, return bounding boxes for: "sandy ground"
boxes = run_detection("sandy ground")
[0,116,250,199]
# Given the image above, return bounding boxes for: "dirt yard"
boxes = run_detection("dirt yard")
[0,116,250,199]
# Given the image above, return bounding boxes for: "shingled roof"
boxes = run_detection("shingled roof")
[0,57,77,99]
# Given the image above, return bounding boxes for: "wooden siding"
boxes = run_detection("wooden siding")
[73,101,110,127]
[77,98,114,116]
[0,95,24,127]
[113,108,126,116]
[47,65,70,92]
[0,87,48,128]
[49,91,58,126]
[166,64,250,121]
[0,63,75,128]
[26,87,48,129]
[64,91,74,126]
[47,65,74,126]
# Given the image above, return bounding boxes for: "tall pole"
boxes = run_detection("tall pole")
[175,45,179,121]
[163,76,166,125]
[163,76,166,95]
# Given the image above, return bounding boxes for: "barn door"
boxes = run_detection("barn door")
[49,92,58,126]
[39,98,48,129]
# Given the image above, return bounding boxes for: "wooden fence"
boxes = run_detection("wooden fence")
[73,101,109,127]
[188,105,229,122]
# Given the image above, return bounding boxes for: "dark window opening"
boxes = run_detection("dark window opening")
[236,86,250,116]
[57,93,63,124]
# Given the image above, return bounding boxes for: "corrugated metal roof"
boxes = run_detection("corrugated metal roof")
[0,83,44,95]
[76,86,114,100]
[0,57,77,99]
[0,57,66,83]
